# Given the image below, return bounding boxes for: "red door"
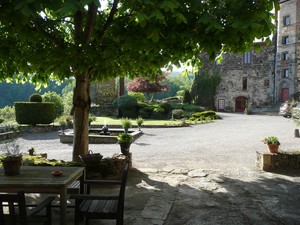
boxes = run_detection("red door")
[281,88,289,102]
[235,96,247,112]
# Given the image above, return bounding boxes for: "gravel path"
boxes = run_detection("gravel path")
[1,113,299,170]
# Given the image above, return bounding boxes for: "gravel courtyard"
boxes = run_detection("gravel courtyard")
[1,113,299,170]
[1,113,300,225]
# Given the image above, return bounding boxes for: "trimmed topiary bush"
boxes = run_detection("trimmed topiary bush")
[29,93,43,102]
[189,110,221,121]
[15,102,55,125]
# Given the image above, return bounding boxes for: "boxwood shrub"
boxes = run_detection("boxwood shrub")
[15,102,55,125]
[189,110,221,121]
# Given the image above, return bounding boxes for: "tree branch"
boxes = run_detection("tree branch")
[33,18,64,48]
[82,3,98,43]
[74,11,83,44]
[98,0,119,40]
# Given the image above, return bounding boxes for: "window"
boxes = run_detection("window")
[282,36,289,44]
[243,52,251,64]
[283,68,289,78]
[283,16,290,26]
[242,77,247,91]
[282,52,289,61]
[264,79,270,87]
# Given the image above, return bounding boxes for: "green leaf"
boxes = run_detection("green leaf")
[160,0,178,12]
[174,12,187,24]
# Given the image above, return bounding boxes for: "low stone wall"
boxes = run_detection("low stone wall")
[256,151,300,171]
[19,125,61,133]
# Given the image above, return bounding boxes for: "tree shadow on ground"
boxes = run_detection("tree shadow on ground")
[123,168,300,225]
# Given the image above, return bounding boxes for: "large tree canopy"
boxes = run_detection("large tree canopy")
[0,0,279,161]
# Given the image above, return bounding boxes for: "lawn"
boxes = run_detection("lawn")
[92,116,183,126]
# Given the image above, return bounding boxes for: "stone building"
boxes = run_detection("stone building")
[275,0,300,102]
[195,0,300,112]
[197,43,275,112]
[90,79,118,116]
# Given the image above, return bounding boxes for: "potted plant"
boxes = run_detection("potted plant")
[262,136,280,153]
[28,147,35,156]
[136,117,144,131]
[121,118,132,133]
[58,118,67,134]
[1,142,22,176]
[117,133,133,156]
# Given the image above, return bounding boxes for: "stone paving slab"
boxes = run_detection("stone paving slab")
[49,167,300,225]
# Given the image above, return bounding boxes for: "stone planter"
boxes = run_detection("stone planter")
[118,142,131,156]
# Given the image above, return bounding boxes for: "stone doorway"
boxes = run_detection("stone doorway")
[281,88,289,102]
[235,96,247,112]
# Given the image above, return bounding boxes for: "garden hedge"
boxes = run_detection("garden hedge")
[15,102,55,125]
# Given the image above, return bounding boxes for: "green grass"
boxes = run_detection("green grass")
[93,116,183,126]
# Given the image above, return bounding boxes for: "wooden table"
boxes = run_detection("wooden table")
[0,166,85,225]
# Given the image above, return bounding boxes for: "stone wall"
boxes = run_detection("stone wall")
[196,42,275,112]
[90,79,118,116]
[276,0,299,101]
[256,151,300,171]
[18,125,60,133]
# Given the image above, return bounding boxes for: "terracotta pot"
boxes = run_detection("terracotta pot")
[2,156,22,176]
[268,144,279,153]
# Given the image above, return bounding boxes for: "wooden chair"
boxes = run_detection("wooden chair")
[0,191,55,225]
[70,161,129,225]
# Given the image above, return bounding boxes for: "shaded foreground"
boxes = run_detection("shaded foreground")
[48,167,300,225]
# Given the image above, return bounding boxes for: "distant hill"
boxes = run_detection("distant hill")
[0,81,68,108]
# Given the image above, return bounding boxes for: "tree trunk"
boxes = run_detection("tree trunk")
[72,74,91,162]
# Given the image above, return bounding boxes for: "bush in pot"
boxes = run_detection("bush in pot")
[262,136,280,153]
[117,133,133,156]
[1,141,22,176]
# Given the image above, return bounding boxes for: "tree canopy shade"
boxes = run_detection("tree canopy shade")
[0,0,279,161]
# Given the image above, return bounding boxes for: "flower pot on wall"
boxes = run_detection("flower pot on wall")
[2,156,22,176]
[268,144,279,153]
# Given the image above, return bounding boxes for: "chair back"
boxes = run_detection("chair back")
[0,191,28,225]
[117,161,129,213]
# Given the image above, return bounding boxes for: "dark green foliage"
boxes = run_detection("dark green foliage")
[189,110,221,121]
[42,91,64,118]
[15,102,55,125]
[0,118,4,124]
[138,106,155,119]
[137,102,169,119]
[191,71,222,108]
[183,90,191,104]
[160,102,172,115]
[113,95,138,118]
[29,93,43,102]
